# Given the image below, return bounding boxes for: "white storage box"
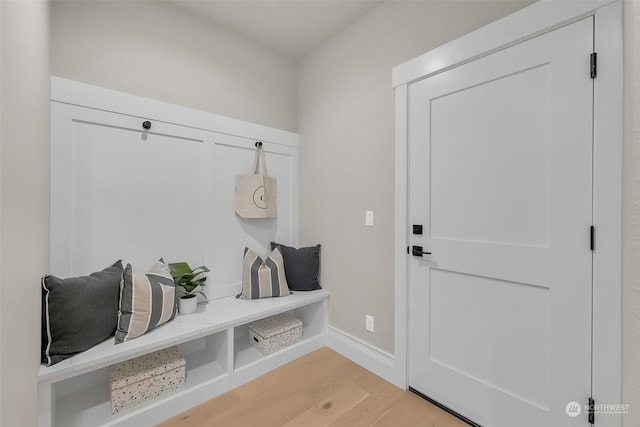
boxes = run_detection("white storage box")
[248,312,303,355]
[109,346,186,414]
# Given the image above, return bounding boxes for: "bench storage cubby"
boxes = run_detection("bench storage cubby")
[38,290,328,427]
[42,78,324,427]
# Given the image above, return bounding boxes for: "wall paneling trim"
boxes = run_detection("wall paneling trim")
[50,77,299,300]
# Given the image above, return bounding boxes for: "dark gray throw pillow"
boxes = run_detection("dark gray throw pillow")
[270,242,321,291]
[41,260,124,366]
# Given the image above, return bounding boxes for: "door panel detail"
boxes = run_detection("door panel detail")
[408,17,594,427]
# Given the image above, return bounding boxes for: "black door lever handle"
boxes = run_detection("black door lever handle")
[412,245,431,257]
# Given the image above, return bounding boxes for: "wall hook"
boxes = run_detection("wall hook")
[255,141,263,148]
[142,121,151,130]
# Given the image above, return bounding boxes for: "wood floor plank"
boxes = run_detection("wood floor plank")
[372,392,470,427]
[329,374,405,427]
[282,382,370,427]
[302,354,370,401]
[157,347,469,427]
[233,347,351,402]
[156,390,242,427]
[169,387,314,427]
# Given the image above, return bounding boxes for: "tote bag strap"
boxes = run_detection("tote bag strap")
[251,145,268,176]
[250,146,261,174]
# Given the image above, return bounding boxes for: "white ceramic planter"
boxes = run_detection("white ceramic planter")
[178,296,197,315]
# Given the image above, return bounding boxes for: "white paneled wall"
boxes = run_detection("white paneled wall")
[50,77,299,300]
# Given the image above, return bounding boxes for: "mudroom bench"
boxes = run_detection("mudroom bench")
[38,290,329,427]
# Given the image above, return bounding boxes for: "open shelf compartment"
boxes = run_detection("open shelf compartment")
[50,330,229,427]
[39,290,329,427]
[233,299,326,371]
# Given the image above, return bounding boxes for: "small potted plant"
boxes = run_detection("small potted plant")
[168,261,210,315]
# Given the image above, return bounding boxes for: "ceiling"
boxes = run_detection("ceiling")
[171,0,384,59]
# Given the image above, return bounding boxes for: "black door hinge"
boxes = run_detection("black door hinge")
[590,52,597,79]
[590,226,595,251]
[588,397,595,424]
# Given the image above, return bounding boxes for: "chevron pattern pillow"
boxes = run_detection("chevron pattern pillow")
[115,259,177,344]
[238,247,290,299]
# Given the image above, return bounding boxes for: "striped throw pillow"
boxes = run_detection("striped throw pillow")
[238,247,290,299]
[115,259,177,344]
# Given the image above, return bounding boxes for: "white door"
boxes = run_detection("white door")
[408,17,594,427]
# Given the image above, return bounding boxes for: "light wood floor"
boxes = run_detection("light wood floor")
[157,347,469,427]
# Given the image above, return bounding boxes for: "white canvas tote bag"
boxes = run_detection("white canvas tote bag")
[235,144,277,218]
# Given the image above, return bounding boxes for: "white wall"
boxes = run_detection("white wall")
[51,1,298,132]
[623,2,640,425]
[297,0,531,353]
[38,2,640,425]
[0,1,50,426]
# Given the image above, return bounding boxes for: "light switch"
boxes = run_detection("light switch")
[365,210,374,227]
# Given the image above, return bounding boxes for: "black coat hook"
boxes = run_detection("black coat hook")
[142,121,151,130]
[255,141,263,148]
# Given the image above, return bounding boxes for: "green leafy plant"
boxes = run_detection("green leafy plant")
[168,262,210,300]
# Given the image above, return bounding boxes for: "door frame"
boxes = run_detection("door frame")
[392,1,622,425]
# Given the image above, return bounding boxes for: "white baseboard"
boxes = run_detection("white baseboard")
[325,325,401,387]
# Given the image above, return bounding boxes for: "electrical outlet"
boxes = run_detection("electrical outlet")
[365,315,374,333]
[365,210,374,227]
